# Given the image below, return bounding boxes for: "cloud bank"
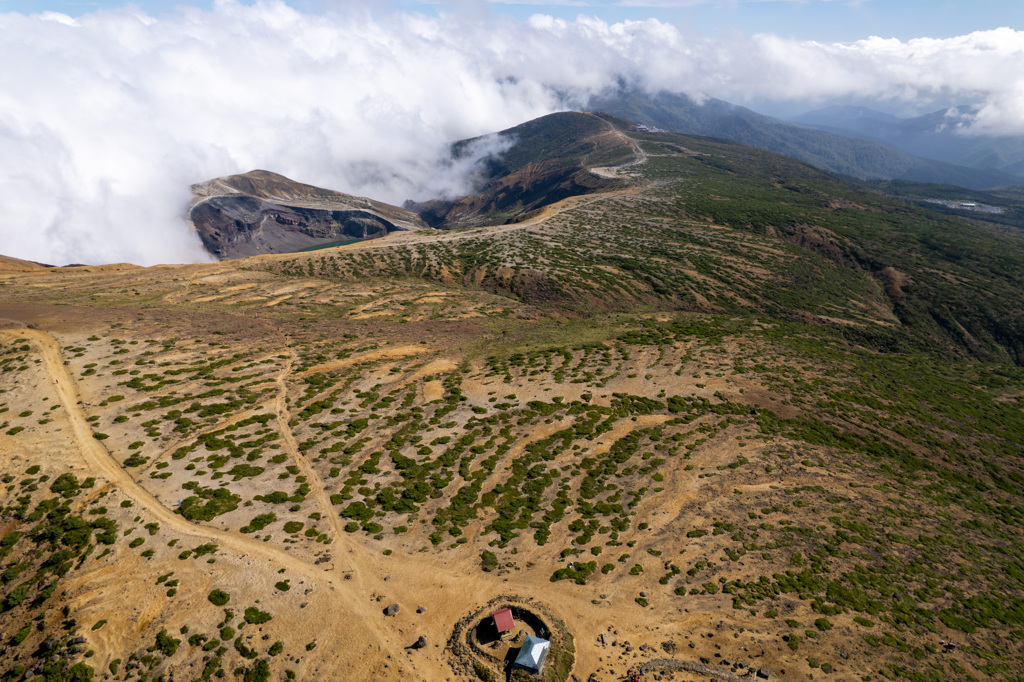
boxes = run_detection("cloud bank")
[1,1,1022,265]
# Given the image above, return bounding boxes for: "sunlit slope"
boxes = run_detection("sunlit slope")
[0,115,1023,682]
[1,263,1023,681]
[263,124,1024,365]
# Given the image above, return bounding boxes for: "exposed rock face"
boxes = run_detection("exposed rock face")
[189,170,429,260]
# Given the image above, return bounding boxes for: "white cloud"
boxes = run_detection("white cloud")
[0,2,1022,265]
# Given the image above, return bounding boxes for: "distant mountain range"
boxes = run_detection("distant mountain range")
[586,90,1024,190]
[790,104,1024,177]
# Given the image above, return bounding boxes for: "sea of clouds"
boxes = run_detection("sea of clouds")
[1,0,1022,265]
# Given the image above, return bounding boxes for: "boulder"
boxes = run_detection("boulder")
[384,604,400,617]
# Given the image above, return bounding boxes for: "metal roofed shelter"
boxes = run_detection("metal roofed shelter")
[514,635,550,673]
[491,607,515,635]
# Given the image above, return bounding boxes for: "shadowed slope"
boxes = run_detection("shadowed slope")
[190,170,430,259]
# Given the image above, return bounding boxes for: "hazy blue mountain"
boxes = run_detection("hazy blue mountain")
[587,90,1023,189]
[792,104,1024,177]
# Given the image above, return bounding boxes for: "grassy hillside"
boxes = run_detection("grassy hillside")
[0,118,1023,682]
[414,112,633,229]
[273,127,1024,366]
[589,90,1023,190]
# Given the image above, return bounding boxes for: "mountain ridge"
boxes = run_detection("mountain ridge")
[791,104,1024,177]
[587,89,1024,189]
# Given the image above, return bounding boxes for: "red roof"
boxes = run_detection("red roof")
[491,607,515,633]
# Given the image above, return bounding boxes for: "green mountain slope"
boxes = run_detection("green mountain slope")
[408,112,634,228]
[282,119,1024,366]
[588,90,1023,189]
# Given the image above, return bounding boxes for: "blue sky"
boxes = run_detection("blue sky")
[4,0,1022,42]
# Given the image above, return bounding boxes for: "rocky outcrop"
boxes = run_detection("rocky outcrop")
[189,170,429,260]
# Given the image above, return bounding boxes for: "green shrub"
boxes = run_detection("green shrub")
[153,629,180,656]
[208,589,230,606]
[241,513,277,534]
[244,607,272,624]
[473,662,496,682]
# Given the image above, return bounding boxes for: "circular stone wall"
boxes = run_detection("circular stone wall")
[447,595,575,682]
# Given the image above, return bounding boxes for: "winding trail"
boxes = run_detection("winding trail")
[272,354,352,555]
[4,328,339,586]
[589,138,648,179]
